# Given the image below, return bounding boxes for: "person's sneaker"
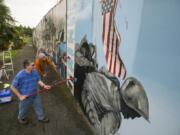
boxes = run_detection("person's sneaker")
[18,119,28,124]
[39,117,49,123]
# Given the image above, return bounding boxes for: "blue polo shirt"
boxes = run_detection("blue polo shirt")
[11,69,40,95]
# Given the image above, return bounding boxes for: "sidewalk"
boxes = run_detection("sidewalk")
[0,40,95,135]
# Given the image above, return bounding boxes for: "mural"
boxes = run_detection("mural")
[67,0,94,94]
[33,0,151,135]
[33,0,67,78]
[74,35,149,135]
[68,0,149,135]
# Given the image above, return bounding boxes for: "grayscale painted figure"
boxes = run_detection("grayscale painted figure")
[81,67,149,135]
[74,36,149,135]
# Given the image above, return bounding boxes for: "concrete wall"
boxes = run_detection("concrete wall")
[33,0,67,79]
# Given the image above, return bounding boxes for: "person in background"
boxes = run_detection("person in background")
[39,47,49,56]
[11,59,50,124]
[35,53,56,77]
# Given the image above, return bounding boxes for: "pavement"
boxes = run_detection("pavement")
[0,40,95,135]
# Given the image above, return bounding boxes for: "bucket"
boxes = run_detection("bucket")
[0,89,12,104]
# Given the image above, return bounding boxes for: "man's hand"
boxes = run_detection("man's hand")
[44,85,51,89]
[19,95,27,101]
[11,86,26,101]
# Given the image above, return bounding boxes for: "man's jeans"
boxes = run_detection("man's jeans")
[18,94,45,120]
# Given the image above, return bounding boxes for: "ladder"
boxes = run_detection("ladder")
[2,51,14,77]
[0,66,9,80]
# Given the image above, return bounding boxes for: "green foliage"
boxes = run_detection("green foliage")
[0,0,15,50]
[11,26,33,50]
[0,0,33,50]
[0,0,14,24]
[23,36,30,43]
[0,49,21,60]
[0,24,16,50]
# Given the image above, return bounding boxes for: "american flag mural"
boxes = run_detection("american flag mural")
[101,0,126,80]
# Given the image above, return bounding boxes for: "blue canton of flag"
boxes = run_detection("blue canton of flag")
[102,0,114,15]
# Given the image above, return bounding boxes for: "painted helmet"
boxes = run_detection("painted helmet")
[120,77,150,122]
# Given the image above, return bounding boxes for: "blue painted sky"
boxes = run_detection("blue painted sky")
[120,0,180,134]
[70,0,93,43]
[7,0,180,134]
[68,0,180,134]
[92,0,180,135]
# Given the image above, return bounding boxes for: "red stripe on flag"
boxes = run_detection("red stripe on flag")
[101,0,126,80]
[113,38,118,74]
[109,27,115,72]
[105,12,113,62]
[115,23,121,44]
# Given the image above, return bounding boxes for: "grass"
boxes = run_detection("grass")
[24,36,30,43]
[0,36,31,61]
[0,49,22,60]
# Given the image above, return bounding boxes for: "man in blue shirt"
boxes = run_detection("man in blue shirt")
[11,59,51,124]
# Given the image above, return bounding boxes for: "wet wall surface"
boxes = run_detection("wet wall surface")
[0,41,95,135]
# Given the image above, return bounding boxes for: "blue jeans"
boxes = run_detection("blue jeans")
[18,94,45,120]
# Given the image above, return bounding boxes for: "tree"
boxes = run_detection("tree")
[0,0,33,50]
[0,0,15,50]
